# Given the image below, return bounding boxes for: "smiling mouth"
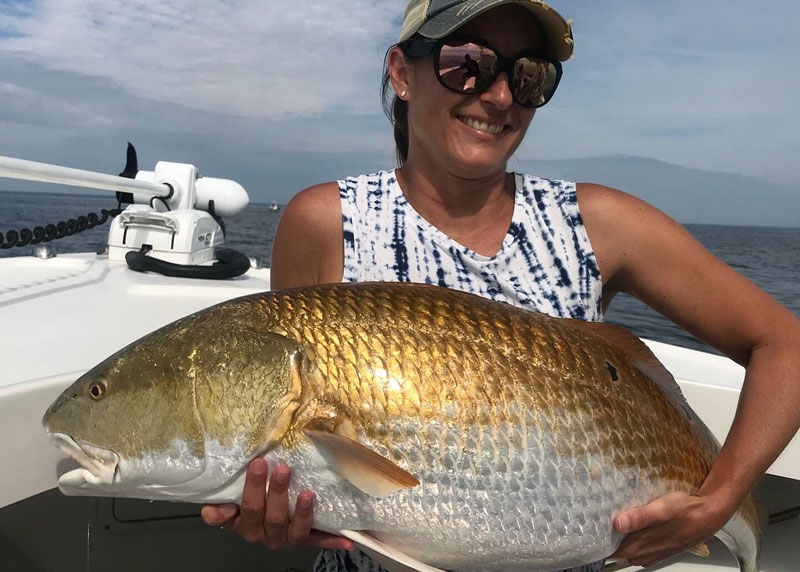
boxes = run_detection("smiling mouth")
[49,432,120,488]
[458,116,507,135]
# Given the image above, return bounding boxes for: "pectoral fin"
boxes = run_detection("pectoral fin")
[688,543,710,557]
[304,429,419,497]
[340,530,446,572]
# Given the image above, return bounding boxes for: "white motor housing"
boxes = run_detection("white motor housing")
[107,161,227,265]
[107,206,222,264]
[132,172,249,217]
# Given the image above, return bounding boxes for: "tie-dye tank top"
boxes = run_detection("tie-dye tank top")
[314,169,605,572]
[339,169,602,320]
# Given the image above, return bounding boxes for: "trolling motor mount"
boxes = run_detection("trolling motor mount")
[107,146,250,273]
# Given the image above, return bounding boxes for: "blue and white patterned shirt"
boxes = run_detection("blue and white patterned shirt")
[314,169,605,572]
[340,169,602,321]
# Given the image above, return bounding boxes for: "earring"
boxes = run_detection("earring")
[400,90,407,98]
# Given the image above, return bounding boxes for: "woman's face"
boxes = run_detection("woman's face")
[395,5,546,178]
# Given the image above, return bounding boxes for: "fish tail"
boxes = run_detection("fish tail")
[714,496,762,572]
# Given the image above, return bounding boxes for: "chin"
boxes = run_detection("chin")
[450,141,520,174]
[453,151,512,176]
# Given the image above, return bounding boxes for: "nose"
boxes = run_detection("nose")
[480,71,514,109]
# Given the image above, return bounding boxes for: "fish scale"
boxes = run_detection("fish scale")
[250,285,749,570]
[43,282,761,572]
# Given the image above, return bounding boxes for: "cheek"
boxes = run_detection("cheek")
[519,108,536,130]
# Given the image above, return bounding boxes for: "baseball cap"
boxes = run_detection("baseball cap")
[399,0,574,61]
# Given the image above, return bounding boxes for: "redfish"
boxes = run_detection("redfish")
[43,282,761,572]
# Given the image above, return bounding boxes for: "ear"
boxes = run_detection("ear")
[388,46,412,100]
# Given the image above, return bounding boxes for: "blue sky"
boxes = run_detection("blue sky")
[0,0,798,209]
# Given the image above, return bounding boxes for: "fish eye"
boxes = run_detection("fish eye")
[88,381,107,400]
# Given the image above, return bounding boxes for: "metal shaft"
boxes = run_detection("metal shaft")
[0,155,170,197]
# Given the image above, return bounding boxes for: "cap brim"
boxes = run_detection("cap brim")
[404,0,573,62]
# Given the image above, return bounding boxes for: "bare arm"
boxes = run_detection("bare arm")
[270,182,344,290]
[579,183,800,566]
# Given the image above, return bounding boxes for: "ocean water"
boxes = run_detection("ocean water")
[1,190,797,353]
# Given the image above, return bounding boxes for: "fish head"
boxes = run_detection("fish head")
[42,306,307,502]
[42,321,210,498]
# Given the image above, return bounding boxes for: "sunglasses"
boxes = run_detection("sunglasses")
[400,36,563,109]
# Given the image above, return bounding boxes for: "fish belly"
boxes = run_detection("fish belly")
[269,415,678,572]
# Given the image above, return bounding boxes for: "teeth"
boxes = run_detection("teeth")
[462,117,504,135]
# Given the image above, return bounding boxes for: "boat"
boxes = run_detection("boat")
[0,151,797,571]
[269,201,281,212]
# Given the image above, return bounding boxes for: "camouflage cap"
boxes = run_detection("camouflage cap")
[399,0,574,61]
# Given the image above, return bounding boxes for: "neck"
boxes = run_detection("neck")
[397,155,511,216]
[395,157,515,256]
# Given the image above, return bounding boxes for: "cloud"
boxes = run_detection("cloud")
[517,0,800,184]
[0,0,401,119]
[0,0,798,203]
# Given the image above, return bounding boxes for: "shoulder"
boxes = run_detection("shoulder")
[283,181,342,219]
[276,182,343,256]
[270,182,344,290]
[576,182,659,219]
[575,183,797,364]
[575,182,687,242]
[575,182,697,288]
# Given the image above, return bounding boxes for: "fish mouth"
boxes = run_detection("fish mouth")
[49,433,120,490]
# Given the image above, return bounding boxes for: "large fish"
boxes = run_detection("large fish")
[43,283,761,572]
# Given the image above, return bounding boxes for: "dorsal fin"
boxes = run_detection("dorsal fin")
[304,429,419,497]
[564,319,685,399]
[563,319,721,451]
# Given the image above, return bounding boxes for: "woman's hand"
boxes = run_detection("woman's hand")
[200,458,355,551]
[610,491,731,567]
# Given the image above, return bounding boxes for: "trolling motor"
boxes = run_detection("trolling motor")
[0,144,252,279]
[109,144,251,278]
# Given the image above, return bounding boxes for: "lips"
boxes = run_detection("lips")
[49,432,119,488]
[458,115,507,135]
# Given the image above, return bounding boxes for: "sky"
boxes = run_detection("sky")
[0,0,799,215]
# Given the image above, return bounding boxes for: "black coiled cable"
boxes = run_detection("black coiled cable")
[0,207,122,249]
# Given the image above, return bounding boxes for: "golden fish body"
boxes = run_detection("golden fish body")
[43,283,761,572]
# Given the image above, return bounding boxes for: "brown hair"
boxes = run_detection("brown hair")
[381,48,410,166]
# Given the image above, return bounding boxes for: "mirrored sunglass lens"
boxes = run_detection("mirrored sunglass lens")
[512,58,558,106]
[438,42,496,93]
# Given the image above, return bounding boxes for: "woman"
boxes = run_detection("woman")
[202,1,800,571]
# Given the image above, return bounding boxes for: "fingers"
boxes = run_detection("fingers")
[611,492,717,567]
[286,491,355,551]
[201,503,238,527]
[209,458,355,552]
[614,494,677,533]
[287,491,315,544]
[306,531,357,551]
[237,458,271,543]
[263,465,292,548]
[612,533,662,567]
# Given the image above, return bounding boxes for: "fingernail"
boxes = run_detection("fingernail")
[250,459,268,475]
[219,505,237,519]
[298,493,314,509]
[617,515,630,532]
[274,468,290,486]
